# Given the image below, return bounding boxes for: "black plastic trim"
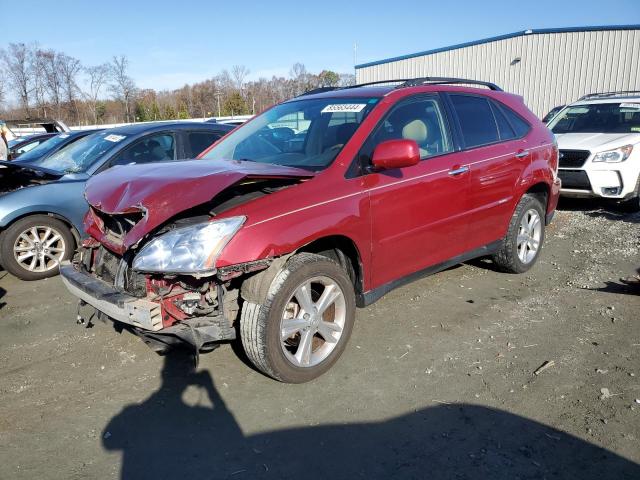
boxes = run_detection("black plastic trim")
[356,240,502,307]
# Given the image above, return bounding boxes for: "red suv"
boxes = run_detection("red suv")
[61,77,560,383]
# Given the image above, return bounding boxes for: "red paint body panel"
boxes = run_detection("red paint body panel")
[84,159,313,254]
[84,84,559,296]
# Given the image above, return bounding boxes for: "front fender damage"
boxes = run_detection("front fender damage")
[83,159,313,255]
[77,160,311,354]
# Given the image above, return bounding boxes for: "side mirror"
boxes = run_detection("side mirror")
[371,139,420,170]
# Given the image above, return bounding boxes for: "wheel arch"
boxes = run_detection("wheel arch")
[295,234,364,297]
[524,182,550,211]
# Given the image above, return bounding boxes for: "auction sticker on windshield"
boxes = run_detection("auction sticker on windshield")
[620,103,640,111]
[104,134,126,142]
[321,104,367,113]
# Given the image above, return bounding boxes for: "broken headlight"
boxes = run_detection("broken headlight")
[132,216,245,274]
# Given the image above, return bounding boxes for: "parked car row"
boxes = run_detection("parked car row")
[0,122,234,280]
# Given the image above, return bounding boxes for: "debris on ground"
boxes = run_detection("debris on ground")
[533,360,555,375]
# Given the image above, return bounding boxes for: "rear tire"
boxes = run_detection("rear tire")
[0,215,75,280]
[492,194,545,273]
[239,253,356,383]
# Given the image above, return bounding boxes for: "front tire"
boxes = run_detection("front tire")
[492,194,545,273]
[240,253,356,383]
[0,215,75,280]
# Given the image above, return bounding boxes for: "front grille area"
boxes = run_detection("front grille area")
[93,209,144,240]
[90,246,147,297]
[558,149,590,168]
[558,170,592,190]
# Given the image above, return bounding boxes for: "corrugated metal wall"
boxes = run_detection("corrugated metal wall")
[356,29,640,117]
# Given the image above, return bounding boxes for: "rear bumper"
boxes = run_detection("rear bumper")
[59,261,163,331]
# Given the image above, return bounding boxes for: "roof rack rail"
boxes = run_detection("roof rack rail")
[579,91,640,100]
[397,77,503,91]
[298,86,340,97]
[298,77,503,97]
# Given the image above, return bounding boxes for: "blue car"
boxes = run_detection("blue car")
[0,121,234,280]
[12,129,101,164]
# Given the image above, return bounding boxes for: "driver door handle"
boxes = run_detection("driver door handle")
[448,165,470,176]
[515,149,529,158]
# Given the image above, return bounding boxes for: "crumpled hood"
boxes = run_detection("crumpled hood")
[555,132,640,151]
[0,160,64,195]
[84,159,314,254]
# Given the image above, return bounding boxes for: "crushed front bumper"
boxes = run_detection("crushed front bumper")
[59,261,163,331]
[59,261,236,351]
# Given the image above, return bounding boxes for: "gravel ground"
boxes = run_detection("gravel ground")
[0,199,638,479]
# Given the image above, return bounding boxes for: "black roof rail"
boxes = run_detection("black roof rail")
[579,91,640,100]
[397,77,502,91]
[298,86,340,97]
[298,77,503,98]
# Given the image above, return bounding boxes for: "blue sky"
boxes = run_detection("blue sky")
[3,0,640,91]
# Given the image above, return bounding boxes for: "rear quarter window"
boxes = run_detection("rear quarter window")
[496,103,531,138]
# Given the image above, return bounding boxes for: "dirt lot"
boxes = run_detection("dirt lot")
[0,200,638,480]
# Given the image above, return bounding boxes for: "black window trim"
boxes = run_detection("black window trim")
[345,93,455,178]
[443,93,531,152]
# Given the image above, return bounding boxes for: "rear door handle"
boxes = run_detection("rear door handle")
[448,166,469,176]
[515,150,529,158]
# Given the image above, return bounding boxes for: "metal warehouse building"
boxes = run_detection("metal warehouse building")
[355,25,640,118]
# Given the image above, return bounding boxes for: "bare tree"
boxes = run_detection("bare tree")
[338,73,356,87]
[231,65,250,91]
[82,64,109,123]
[109,55,137,122]
[289,62,309,96]
[39,49,63,118]
[0,70,7,112]
[1,43,34,116]
[58,54,82,122]
[32,49,49,117]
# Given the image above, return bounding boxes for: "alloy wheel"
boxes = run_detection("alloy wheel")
[13,225,67,273]
[280,276,346,368]
[516,209,542,264]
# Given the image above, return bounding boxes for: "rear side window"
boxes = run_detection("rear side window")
[490,102,516,140]
[188,131,224,157]
[497,103,531,137]
[450,95,499,148]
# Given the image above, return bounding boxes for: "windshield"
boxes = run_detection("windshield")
[549,102,640,134]
[13,133,73,163]
[21,131,126,173]
[201,97,380,170]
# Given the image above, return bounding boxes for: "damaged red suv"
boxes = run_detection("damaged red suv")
[61,77,560,383]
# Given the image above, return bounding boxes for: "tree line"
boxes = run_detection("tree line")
[0,43,355,126]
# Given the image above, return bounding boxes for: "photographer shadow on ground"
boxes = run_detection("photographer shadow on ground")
[103,352,640,480]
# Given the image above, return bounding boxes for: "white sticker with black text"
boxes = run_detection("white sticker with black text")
[104,134,127,142]
[619,102,640,110]
[321,104,367,114]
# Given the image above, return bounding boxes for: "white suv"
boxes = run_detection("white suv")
[548,92,640,211]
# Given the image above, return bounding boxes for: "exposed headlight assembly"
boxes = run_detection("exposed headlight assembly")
[592,145,633,163]
[132,216,245,274]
